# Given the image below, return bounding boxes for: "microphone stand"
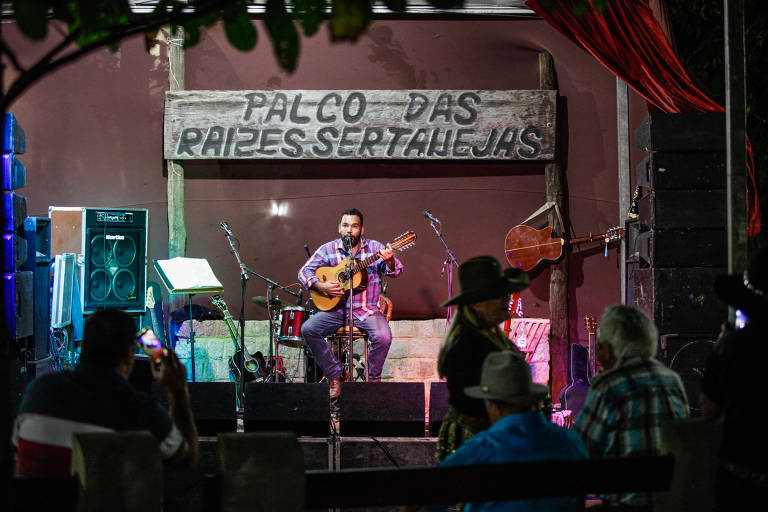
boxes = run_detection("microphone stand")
[344,237,356,385]
[222,228,249,407]
[429,219,459,325]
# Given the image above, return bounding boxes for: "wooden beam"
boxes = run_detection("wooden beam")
[724,0,747,292]
[539,52,568,402]
[166,26,187,311]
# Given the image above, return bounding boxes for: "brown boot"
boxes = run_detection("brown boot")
[329,378,342,399]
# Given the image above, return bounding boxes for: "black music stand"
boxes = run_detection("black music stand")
[154,257,224,382]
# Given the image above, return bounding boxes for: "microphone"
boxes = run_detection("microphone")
[423,209,440,223]
[220,220,233,237]
[304,244,311,258]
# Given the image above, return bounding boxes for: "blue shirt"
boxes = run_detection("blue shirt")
[298,237,402,320]
[575,356,689,506]
[439,411,588,511]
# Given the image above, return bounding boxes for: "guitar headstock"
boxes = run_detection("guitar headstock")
[391,231,417,251]
[210,294,229,315]
[605,226,625,242]
[585,313,598,335]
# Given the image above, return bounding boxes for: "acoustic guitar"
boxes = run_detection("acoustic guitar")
[504,225,624,271]
[310,231,416,311]
[210,295,266,382]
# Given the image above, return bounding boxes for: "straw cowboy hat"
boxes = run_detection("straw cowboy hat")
[714,247,768,320]
[464,351,548,406]
[440,256,529,307]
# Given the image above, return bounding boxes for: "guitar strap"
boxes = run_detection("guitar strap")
[520,201,565,234]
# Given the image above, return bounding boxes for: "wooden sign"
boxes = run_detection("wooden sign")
[164,90,556,160]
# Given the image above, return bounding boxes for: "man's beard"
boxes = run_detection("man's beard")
[342,234,360,249]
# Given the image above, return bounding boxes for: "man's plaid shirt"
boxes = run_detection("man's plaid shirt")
[574,356,689,506]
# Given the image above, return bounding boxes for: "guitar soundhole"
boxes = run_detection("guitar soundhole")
[338,272,348,284]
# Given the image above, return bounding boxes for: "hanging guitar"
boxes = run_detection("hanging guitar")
[504,225,624,271]
[210,295,267,382]
[311,231,417,311]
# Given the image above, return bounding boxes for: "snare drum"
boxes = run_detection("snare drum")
[278,307,310,348]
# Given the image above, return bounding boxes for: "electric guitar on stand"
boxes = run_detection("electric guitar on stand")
[210,295,266,382]
[310,231,416,311]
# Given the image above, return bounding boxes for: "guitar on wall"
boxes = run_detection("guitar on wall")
[311,231,417,312]
[210,295,267,382]
[559,313,599,417]
[504,225,624,271]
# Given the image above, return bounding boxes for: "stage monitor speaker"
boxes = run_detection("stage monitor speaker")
[244,383,330,437]
[339,382,425,437]
[153,381,237,436]
[50,206,148,313]
[428,381,449,436]
[663,336,715,415]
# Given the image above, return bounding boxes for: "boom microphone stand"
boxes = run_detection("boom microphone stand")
[424,210,459,325]
[344,236,356,384]
[220,221,249,406]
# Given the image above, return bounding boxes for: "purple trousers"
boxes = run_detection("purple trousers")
[301,309,392,381]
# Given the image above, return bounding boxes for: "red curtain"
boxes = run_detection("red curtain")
[527,0,760,236]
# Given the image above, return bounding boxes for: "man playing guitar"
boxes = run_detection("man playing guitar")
[299,208,403,398]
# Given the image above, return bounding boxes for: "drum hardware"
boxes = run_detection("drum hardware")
[252,295,286,309]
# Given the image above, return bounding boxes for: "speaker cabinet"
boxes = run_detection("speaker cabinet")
[244,383,330,437]
[636,151,725,190]
[633,267,726,336]
[153,381,237,436]
[637,229,727,268]
[663,336,715,415]
[339,382,425,437]
[638,190,726,230]
[50,207,148,313]
[635,112,725,152]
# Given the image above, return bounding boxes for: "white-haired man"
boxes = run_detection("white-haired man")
[575,304,689,510]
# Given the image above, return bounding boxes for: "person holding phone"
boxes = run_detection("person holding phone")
[12,308,198,476]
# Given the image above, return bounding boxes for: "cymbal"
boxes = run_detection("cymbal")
[251,296,285,309]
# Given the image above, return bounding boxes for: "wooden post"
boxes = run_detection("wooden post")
[166,26,187,312]
[724,0,748,299]
[539,52,568,401]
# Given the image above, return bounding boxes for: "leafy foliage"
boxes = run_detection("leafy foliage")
[667,0,768,243]
[0,0,464,110]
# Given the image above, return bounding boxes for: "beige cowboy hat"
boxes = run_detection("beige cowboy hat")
[440,256,530,307]
[464,350,548,406]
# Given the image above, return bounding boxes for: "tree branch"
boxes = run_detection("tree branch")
[1,0,232,111]
[0,37,26,74]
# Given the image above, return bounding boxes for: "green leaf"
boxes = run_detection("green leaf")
[329,0,372,42]
[265,0,300,71]
[223,7,258,52]
[12,0,50,40]
[294,0,325,37]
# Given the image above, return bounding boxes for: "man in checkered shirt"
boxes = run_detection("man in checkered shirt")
[575,304,689,510]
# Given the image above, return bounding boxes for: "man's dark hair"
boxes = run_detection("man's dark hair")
[80,308,136,368]
[340,208,364,226]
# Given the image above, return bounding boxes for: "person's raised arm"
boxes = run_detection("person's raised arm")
[152,349,198,466]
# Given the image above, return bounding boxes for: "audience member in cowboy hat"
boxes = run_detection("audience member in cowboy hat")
[440,350,587,511]
[701,247,768,510]
[435,255,530,461]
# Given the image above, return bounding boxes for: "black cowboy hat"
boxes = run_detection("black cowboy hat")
[714,247,768,320]
[440,256,530,307]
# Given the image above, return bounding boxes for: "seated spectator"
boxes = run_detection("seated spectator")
[700,247,768,510]
[12,308,198,476]
[440,350,587,511]
[575,304,689,510]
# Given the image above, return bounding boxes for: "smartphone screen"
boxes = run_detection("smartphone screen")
[137,328,163,356]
